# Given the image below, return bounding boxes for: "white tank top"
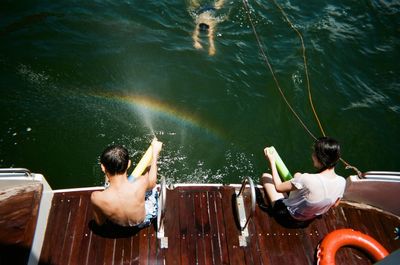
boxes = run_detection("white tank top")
[283,173,346,221]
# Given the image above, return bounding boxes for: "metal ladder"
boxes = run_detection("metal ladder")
[235,176,256,247]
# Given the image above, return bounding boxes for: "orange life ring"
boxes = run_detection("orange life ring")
[316,229,389,265]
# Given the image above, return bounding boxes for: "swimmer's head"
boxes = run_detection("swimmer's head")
[199,23,209,32]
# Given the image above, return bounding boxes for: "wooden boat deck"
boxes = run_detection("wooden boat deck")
[0,182,42,264]
[39,185,400,265]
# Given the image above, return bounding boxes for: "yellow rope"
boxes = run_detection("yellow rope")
[242,0,317,140]
[270,0,326,137]
[242,0,362,176]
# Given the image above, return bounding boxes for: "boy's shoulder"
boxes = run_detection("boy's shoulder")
[91,189,104,205]
[91,188,113,207]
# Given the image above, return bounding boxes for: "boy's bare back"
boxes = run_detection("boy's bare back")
[92,176,148,226]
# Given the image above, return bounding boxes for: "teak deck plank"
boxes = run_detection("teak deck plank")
[0,182,42,264]
[338,207,375,264]
[42,193,68,265]
[75,194,91,265]
[179,189,196,264]
[130,232,140,264]
[149,224,158,263]
[68,195,90,265]
[213,189,230,264]
[60,196,82,264]
[252,203,272,265]
[163,188,181,264]
[39,186,400,265]
[208,191,226,265]
[124,232,134,264]
[220,187,246,264]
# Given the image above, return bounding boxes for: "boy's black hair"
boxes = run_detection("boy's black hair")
[100,145,129,175]
[199,23,210,32]
[313,137,341,170]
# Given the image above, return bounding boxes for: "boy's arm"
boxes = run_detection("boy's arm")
[90,191,107,225]
[208,26,216,56]
[264,147,295,193]
[193,27,202,49]
[147,139,163,189]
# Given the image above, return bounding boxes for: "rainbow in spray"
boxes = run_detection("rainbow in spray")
[94,92,226,140]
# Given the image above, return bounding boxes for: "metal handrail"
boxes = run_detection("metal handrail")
[156,176,168,248]
[0,168,32,177]
[157,176,167,233]
[236,176,256,231]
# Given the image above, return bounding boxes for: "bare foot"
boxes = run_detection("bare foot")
[209,47,216,56]
[194,42,203,49]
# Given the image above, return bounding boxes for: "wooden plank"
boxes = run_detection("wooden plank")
[336,207,371,264]
[121,233,133,265]
[103,237,116,264]
[298,216,324,265]
[220,186,246,264]
[148,223,158,264]
[252,207,272,265]
[0,182,42,264]
[177,189,190,264]
[207,191,223,265]
[214,189,230,264]
[0,184,41,243]
[292,227,316,265]
[375,211,400,252]
[343,206,394,264]
[24,184,43,249]
[193,192,206,265]
[40,193,69,265]
[76,193,97,265]
[259,199,290,265]
[163,188,181,265]
[362,210,393,250]
[138,225,150,264]
[322,205,350,264]
[113,236,125,265]
[130,231,140,264]
[181,190,197,264]
[68,194,91,265]
[57,195,82,265]
[242,221,260,265]
[178,189,190,265]
[308,208,353,265]
[83,202,106,265]
[259,195,311,265]
[88,232,106,264]
[202,192,215,265]
[212,189,230,264]
[252,188,273,265]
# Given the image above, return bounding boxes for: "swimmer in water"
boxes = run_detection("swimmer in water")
[190,0,225,56]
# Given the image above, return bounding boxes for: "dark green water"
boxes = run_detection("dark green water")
[1,0,399,189]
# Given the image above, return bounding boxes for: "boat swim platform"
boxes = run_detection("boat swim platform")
[38,185,400,265]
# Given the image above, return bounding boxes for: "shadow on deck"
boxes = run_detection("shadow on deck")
[39,186,400,265]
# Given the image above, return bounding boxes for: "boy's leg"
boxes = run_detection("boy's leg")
[190,0,200,9]
[261,173,285,207]
[137,188,159,229]
[208,28,216,56]
[215,0,224,9]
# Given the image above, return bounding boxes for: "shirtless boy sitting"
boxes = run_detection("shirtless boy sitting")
[91,138,163,228]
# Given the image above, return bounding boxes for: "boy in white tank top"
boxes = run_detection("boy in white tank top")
[261,137,346,227]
